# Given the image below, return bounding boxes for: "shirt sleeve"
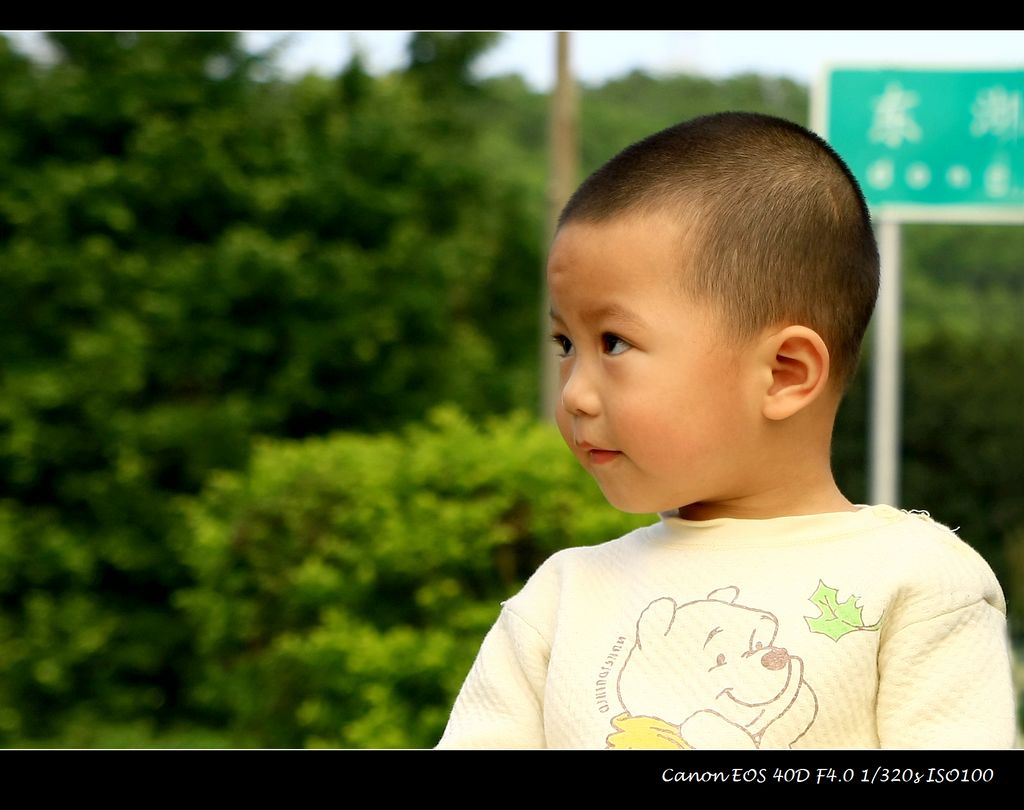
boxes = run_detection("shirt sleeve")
[876,591,1017,749]
[435,604,551,749]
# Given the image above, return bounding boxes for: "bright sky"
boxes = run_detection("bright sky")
[243,31,1024,90]
[5,31,1021,89]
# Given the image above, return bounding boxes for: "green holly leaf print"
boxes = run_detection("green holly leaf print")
[805,580,882,641]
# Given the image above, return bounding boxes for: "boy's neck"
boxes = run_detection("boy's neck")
[675,480,856,522]
[676,422,854,521]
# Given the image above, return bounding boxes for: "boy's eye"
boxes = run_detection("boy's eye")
[551,333,574,357]
[602,333,630,356]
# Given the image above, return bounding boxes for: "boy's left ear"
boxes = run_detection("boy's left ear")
[757,325,831,421]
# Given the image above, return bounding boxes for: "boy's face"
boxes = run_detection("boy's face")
[548,213,763,518]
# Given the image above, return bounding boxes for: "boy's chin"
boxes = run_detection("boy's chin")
[597,487,676,516]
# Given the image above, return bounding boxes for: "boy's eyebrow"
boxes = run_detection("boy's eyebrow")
[549,303,649,329]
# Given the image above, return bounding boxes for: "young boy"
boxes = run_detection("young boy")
[437,112,1016,749]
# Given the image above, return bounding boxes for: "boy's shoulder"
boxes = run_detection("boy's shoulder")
[512,521,654,586]
[498,522,655,628]
[864,506,1007,616]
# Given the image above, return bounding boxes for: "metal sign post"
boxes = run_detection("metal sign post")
[869,219,902,506]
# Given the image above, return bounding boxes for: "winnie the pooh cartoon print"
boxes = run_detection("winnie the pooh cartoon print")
[608,586,818,749]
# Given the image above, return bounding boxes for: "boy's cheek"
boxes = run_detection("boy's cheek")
[555,409,574,453]
[555,410,593,473]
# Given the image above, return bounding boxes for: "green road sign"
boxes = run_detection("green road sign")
[815,68,1024,221]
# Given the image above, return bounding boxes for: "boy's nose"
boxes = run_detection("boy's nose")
[560,363,600,416]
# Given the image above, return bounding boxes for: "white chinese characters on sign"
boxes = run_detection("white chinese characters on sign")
[984,162,1011,198]
[972,86,1019,199]
[869,83,922,148]
[867,159,894,190]
[946,165,971,189]
[866,82,927,191]
[864,81,1020,198]
[905,162,931,189]
[970,86,1021,142]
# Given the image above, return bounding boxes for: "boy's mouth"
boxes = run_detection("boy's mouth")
[577,441,621,464]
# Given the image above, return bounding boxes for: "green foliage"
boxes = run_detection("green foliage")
[578,70,809,173]
[406,32,503,99]
[176,407,648,747]
[0,31,544,743]
[900,332,1023,576]
[902,224,1024,347]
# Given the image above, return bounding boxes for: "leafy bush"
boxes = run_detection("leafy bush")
[0,32,544,741]
[176,407,649,747]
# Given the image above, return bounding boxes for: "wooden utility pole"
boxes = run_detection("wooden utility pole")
[540,31,578,421]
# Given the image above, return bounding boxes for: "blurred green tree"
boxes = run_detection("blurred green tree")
[0,31,543,742]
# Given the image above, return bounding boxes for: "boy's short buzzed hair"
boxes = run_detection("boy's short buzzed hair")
[558,111,880,390]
